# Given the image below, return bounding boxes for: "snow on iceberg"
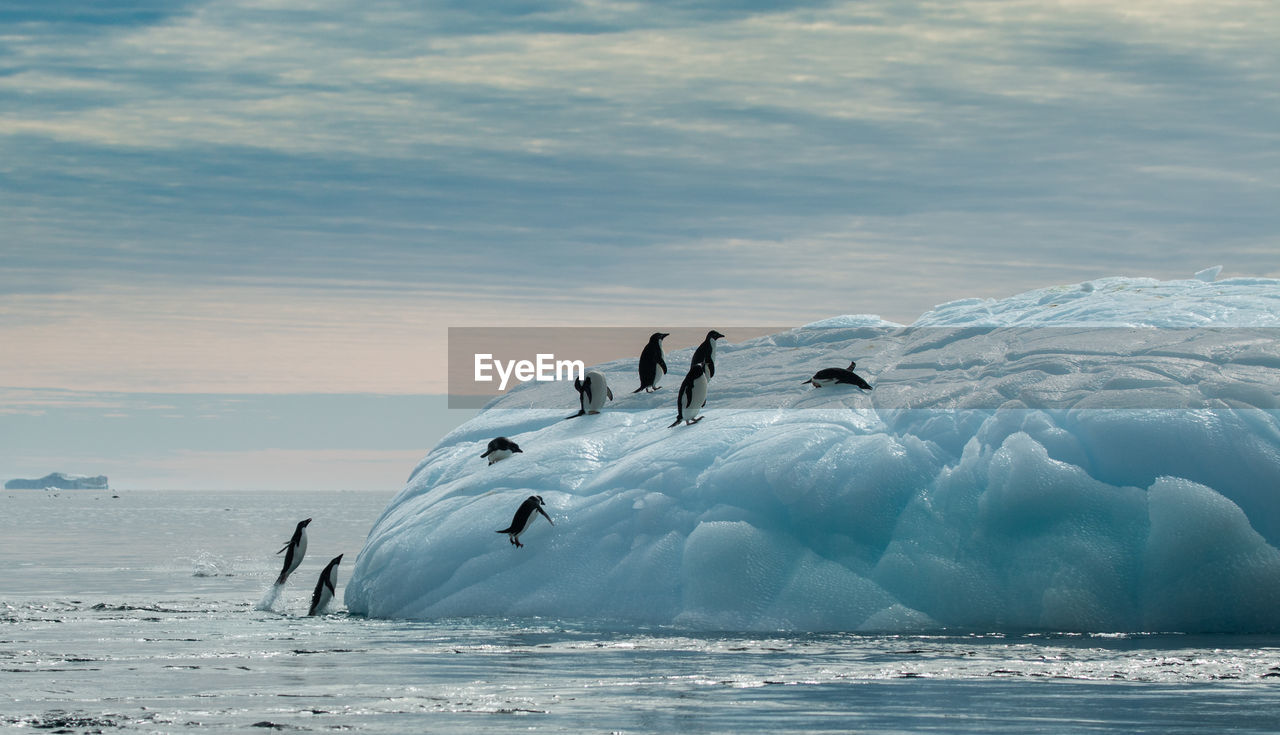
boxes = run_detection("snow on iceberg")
[346,274,1280,632]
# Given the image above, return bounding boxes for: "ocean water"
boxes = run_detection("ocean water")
[4,489,1280,733]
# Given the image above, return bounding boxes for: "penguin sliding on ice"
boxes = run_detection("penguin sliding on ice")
[567,370,613,419]
[275,518,311,586]
[669,361,710,428]
[307,554,343,616]
[689,330,725,378]
[497,495,553,548]
[481,436,522,465]
[633,332,670,393]
[804,361,872,390]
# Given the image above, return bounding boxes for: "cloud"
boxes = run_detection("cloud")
[1,0,1278,394]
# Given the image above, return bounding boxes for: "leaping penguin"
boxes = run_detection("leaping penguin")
[633,332,670,393]
[689,330,725,379]
[567,370,613,419]
[481,436,522,465]
[275,518,311,586]
[804,361,872,390]
[497,495,553,548]
[307,554,343,616]
[669,361,710,428]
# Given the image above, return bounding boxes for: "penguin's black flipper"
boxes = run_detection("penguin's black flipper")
[842,372,873,390]
[276,542,289,554]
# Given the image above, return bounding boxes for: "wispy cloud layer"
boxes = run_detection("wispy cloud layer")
[2,0,1278,392]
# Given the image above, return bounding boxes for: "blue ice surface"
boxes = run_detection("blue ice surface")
[346,273,1280,632]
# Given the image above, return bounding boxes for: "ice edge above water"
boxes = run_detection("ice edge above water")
[346,274,1280,633]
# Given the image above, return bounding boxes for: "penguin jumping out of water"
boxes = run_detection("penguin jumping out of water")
[804,361,872,390]
[307,554,343,616]
[481,436,522,465]
[669,361,710,428]
[497,495,553,548]
[633,332,670,393]
[689,330,725,379]
[566,370,613,419]
[275,518,311,586]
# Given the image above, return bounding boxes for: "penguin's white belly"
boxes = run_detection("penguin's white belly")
[287,533,308,575]
[585,371,608,412]
[488,449,513,464]
[685,378,708,420]
[514,515,536,536]
[652,358,665,388]
[313,571,336,613]
[811,376,837,387]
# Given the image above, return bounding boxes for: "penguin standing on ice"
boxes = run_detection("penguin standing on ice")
[567,370,613,419]
[497,495,553,548]
[481,436,522,465]
[633,332,670,393]
[275,518,311,586]
[689,330,725,379]
[307,554,343,616]
[804,361,872,390]
[669,361,710,428]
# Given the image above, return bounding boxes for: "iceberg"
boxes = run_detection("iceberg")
[346,274,1280,632]
[5,472,109,490]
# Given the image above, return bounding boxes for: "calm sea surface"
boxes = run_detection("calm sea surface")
[4,489,1280,733]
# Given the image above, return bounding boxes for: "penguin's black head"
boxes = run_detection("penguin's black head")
[511,443,523,453]
[708,330,725,340]
[332,554,344,564]
[650,332,669,342]
[530,495,543,505]
[299,518,312,528]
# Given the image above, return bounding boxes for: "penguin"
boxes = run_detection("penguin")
[481,436,522,465]
[566,370,613,419]
[633,332,670,393]
[496,495,553,548]
[669,361,710,428]
[689,330,725,379]
[804,361,872,390]
[307,554,343,616]
[275,518,311,586]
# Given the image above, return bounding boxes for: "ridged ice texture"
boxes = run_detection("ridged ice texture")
[346,274,1280,632]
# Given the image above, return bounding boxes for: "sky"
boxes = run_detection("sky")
[2,0,1278,489]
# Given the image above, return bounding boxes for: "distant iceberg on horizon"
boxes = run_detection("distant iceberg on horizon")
[5,472,109,490]
[346,272,1280,633]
